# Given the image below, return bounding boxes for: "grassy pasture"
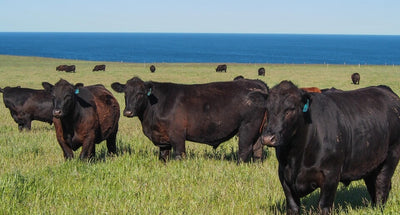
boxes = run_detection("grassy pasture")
[1,55,400,214]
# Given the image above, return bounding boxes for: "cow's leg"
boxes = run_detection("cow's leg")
[368,148,400,206]
[364,174,377,205]
[25,120,32,131]
[159,145,171,162]
[238,123,259,162]
[172,140,186,160]
[279,166,300,215]
[106,129,118,155]
[318,176,339,215]
[80,139,95,160]
[18,123,24,131]
[252,137,264,162]
[53,119,74,159]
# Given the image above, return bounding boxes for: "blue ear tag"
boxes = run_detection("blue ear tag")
[147,88,152,96]
[303,99,310,113]
[75,89,80,94]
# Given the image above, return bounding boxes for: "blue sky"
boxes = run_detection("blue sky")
[0,0,399,35]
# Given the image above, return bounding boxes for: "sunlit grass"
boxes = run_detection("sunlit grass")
[1,55,400,214]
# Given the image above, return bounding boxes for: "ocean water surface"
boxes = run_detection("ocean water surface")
[0,33,399,65]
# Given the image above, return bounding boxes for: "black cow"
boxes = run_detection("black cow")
[258,67,265,76]
[0,86,53,131]
[42,79,120,159]
[56,65,67,71]
[93,64,106,72]
[216,64,227,72]
[56,65,75,73]
[259,80,400,214]
[351,72,360,84]
[111,77,268,162]
[150,65,156,73]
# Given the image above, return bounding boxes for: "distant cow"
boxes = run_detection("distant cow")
[56,65,76,73]
[93,64,106,72]
[258,67,265,76]
[42,79,120,159]
[111,77,268,162]
[351,72,360,84]
[300,87,322,93]
[56,65,67,71]
[216,64,227,72]
[260,80,400,214]
[150,65,156,73]
[0,86,53,131]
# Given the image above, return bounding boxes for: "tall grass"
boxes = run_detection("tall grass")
[1,55,400,214]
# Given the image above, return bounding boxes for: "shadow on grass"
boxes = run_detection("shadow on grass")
[268,185,372,214]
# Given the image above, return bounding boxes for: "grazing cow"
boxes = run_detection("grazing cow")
[0,86,53,131]
[42,79,120,159]
[150,65,156,73]
[300,87,322,93]
[258,67,265,76]
[259,80,400,214]
[111,77,268,162]
[56,65,67,71]
[93,64,106,72]
[216,64,227,72]
[56,65,75,73]
[351,72,360,84]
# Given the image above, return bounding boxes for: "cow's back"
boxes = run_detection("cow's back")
[86,85,120,140]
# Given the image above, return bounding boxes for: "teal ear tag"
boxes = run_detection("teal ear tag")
[303,99,310,113]
[75,89,80,94]
[147,88,152,96]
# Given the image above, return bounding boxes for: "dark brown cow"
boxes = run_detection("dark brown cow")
[93,64,106,72]
[56,65,76,73]
[111,77,268,162]
[216,64,227,72]
[42,79,120,159]
[259,80,400,214]
[300,87,322,93]
[56,65,67,71]
[351,72,360,84]
[150,65,156,73]
[1,86,53,131]
[258,67,265,76]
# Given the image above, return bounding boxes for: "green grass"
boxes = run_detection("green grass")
[1,55,400,214]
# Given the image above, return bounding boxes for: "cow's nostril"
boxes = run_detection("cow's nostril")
[124,110,133,117]
[53,109,62,117]
[262,135,277,147]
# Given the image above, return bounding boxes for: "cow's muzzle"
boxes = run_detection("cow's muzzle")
[123,110,134,117]
[262,135,277,147]
[53,109,62,118]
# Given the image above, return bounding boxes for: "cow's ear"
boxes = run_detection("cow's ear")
[301,91,312,123]
[0,88,3,93]
[301,91,312,112]
[111,82,125,93]
[42,82,54,92]
[248,91,268,107]
[144,82,153,96]
[74,87,95,107]
[75,83,84,88]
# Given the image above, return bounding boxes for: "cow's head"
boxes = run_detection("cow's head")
[261,80,311,147]
[111,77,153,118]
[42,79,93,118]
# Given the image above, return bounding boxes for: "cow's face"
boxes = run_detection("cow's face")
[261,81,310,147]
[43,79,75,118]
[111,77,149,117]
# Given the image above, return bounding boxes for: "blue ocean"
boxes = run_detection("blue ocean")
[0,32,399,65]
